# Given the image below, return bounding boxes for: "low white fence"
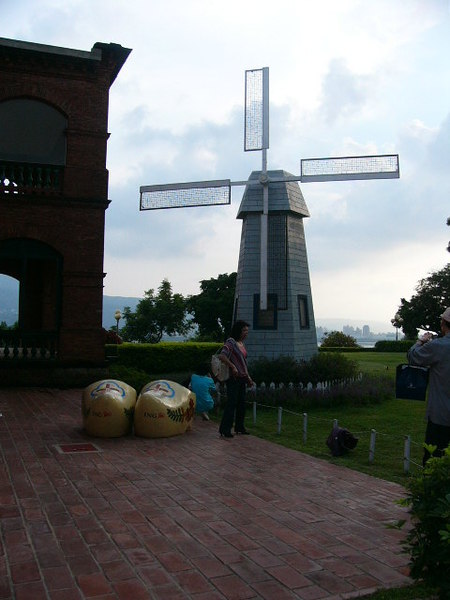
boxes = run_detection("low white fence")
[254,375,362,392]
[250,401,423,475]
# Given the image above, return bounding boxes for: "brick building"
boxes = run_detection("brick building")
[0,38,131,385]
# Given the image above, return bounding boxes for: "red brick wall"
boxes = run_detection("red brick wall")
[0,41,130,365]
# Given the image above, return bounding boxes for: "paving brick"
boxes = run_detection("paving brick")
[5,543,34,564]
[244,547,286,569]
[101,560,136,582]
[113,578,151,599]
[77,572,113,597]
[10,561,40,584]
[123,547,156,566]
[49,589,84,600]
[157,551,193,573]
[266,565,311,589]
[212,574,259,599]
[149,583,188,599]
[252,579,299,599]
[173,569,214,594]
[66,554,99,577]
[0,577,11,599]
[229,557,272,583]
[307,570,356,595]
[14,581,47,600]
[294,585,330,599]
[138,564,174,586]
[190,555,232,578]
[0,389,413,600]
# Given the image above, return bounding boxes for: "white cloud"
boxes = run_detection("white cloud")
[2,0,450,328]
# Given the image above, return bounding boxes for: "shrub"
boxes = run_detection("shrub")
[104,328,123,344]
[249,355,299,385]
[249,352,358,387]
[298,352,359,386]
[320,331,360,348]
[398,448,450,599]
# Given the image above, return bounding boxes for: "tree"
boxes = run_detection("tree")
[120,279,190,343]
[0,321,18,330]
[320,331,359,348]
[392,264,450,339]
[187,273,236,342]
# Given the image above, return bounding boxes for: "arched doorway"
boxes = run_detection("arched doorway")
[0,238,62,359]
[0,274,19,327]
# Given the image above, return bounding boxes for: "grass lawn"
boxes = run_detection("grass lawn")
[350,351,408,379]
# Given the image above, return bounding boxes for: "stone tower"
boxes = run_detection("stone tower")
[233,170,317,361]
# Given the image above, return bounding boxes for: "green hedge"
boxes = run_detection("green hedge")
[374,339,415,352]
[319,340,416,353]
[105,341,221,374]
[318,346,373,353]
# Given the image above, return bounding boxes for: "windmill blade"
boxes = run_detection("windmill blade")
[244,67,269,152]
[300,154,399,182]
[244,67,270,309]
[140,179,231,210]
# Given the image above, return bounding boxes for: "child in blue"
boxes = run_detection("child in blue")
[190,363,216,421]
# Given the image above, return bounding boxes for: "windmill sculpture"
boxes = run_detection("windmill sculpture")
[140,68,399,360]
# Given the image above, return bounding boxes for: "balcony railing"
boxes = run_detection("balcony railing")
[0,330,58,361]
[0,161,63,196]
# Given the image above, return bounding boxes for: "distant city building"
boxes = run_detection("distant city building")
[316,323,400,347]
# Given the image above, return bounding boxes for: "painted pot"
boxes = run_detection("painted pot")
[134,380,195,438]
[82,379,136,438]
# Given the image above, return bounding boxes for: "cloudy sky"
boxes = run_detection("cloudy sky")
[3,0,449,331]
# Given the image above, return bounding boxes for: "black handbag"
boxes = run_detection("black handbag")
[395,364,429,401]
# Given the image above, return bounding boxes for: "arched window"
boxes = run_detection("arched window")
[0,99,67,165]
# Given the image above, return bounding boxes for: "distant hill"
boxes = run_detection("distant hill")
[0,276,19,326]
[0,278,142,329]
[0,279,393,333]
[102,296,141,329]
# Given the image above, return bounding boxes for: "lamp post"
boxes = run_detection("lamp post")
[114,310,122,336]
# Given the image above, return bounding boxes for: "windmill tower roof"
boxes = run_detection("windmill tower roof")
[237,170,310,219]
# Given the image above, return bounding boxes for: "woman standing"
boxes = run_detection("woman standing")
[218,320,254,438]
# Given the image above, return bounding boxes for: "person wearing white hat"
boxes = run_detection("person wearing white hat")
[408,307,450,464]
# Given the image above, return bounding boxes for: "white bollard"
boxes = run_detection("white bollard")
[403,435,411,474]
[369,429,376,463]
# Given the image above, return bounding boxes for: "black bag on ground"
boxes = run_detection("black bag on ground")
[326,426,359,457]
[395,364,429,401]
